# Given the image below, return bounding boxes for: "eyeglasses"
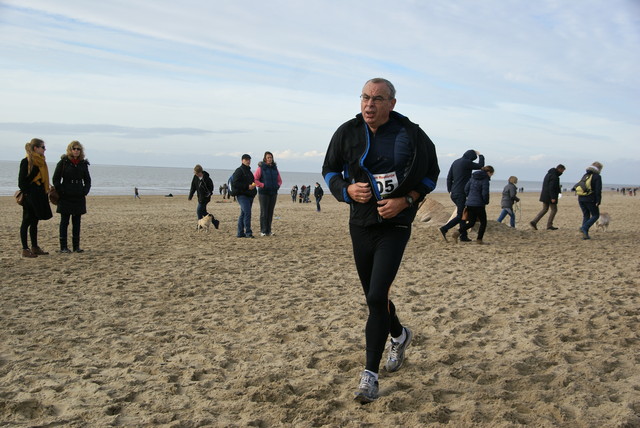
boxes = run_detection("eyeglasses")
[360,94,390,104]
[38,146,46,150]
[72,147,81,151]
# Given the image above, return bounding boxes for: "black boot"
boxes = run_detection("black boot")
[60,238,71,253]
[72,235,83,253]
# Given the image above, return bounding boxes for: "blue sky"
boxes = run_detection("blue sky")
[1,0,639,185]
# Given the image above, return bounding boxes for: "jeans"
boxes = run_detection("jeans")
[196,198,210,220]
[497,208,516,227]
[258,193,278,235]
[236,195,254,237]
[579,201,599,232]
[350,223,411,373]
[315,196,322,211]
[441,193,468,238]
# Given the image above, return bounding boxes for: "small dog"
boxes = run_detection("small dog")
[596,212,611,232]
[196,214,215,233]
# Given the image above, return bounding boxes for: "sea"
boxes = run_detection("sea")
[0,160,630,197]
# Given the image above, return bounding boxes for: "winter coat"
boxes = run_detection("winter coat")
[322,111,439,227]
[577,170,602,205]
[53,156,91,215]
[500,182,520,209]
[189,171,214,203]
[446,150,485,197]
[464,169,491,207]
[539,167,563,203]
[254,162,282,196]
[19,157,53,220]
[231,164,257,198]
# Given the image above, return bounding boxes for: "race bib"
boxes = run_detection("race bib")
[372,172,398,197]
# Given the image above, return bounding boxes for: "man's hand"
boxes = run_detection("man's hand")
[348,182,372,204]
[377,198,407,219]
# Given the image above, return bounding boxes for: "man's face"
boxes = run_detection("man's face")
[242,158,251,167]
[361,81,396,131]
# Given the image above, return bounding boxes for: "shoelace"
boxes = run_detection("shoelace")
[387,341,401,362]
[359,373,376,389]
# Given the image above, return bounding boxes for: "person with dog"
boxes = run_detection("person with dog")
[254,151,282,236]
[52,141,92,253]
[576,161,603,240]
[496,175,520,228]
[18,138,53,258]
[188,164,219,229]
[439,149,485,242]
[458,165,494,244]
[231,154,257,238]
[322,78,439,403]
[529,164,566,231]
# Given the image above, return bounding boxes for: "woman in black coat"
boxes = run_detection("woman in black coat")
[52,141,92,253]
[18,138,53,258]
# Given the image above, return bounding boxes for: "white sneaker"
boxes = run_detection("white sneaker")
[385,327,413,372]
[354,371,379,403]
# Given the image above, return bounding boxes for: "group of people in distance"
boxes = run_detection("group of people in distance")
[18,138,91,258]
[16,77,609,406]
[290,184,324,211]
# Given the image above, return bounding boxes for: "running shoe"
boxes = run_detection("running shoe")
[385,327,413,372]
[354,371,379,404]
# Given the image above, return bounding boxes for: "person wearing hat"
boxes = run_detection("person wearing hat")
[577,161,603,240]
[231,154,257,238]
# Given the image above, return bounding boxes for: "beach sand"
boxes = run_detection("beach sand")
[1,191,639,427]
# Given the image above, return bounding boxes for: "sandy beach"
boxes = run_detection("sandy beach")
[1,191,639,427]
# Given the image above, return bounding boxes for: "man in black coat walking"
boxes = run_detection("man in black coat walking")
[530,164,566,230]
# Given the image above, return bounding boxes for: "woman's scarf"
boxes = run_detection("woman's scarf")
[28,152,50,193]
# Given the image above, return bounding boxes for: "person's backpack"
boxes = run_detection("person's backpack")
[227,175,237,197]
[574,173,593,196]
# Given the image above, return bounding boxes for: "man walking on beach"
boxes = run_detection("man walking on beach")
[439,150,484,242]
[529,164,566,231]
[231,154,257,238]
[322,78,439,403]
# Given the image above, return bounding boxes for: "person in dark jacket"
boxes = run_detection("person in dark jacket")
[530,164,566,230]
[188,164,219,228]
[439,149,485,242]
[52,141,91,253]
[496,176,520,228]
[577,162,603,240]
[313,182,324,212]
[459,166,494,243]
[18,138,53,258]
[322,78,439,404]
[254,151,282,236]
[231,154,257,238]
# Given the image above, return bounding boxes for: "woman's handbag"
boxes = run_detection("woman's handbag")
[48,187,59,205]
[14,190,24,206]
[461,207,469,221]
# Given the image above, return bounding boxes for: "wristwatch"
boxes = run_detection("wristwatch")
[405,195,414,207]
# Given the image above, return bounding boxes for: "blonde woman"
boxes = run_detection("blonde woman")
[53,141,92,253]
[18,138,53,257]
[497,176,520,227]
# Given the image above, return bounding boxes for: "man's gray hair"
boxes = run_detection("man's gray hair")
[365,78,396,99]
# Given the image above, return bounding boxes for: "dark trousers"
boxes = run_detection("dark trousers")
[441,193,469,238]
[350,223,410,373]
[459,206,488,240]
[258,193,278,235]
[60,213,82,249]
[196,199,210,220]
[20,208,39,249]
[579,201,599,232]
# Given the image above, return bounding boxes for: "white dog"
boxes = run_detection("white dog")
[596,212,610,232]
[196,214,215,233]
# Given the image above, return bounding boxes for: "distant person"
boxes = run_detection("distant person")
[52,141,92,253]
[459,166,494,244]
[291,185,298,203]
[231,154,257,238]
[254,151,282,236]
[304,184,311,203]
[188,164,219,229]
[313,182,324,211]
[322,77,439,403]
[220,183,229,199]
[529,164,566,230]
[299,185,305,203]
[439,149,485,242]
[496,176,520,228]
[18,138,53,258]
[575,162,603,240]
[134,187,140,199]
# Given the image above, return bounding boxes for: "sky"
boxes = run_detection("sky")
[1,0,639,185]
